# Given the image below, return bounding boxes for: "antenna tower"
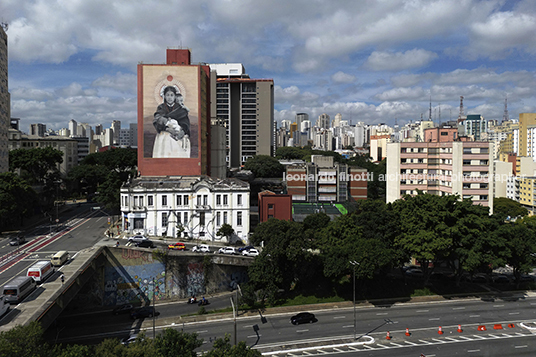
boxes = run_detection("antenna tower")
[458,96,464,123]
[503,96,509,123]
[429,96,432,120]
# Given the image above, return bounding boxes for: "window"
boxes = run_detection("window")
[199,212,205,226]
[162,195,167,206]
[223,195,228,205]
[237,194,242,205]
[216,212,221,226]
[223,212,228,224]
[177,195,182,206]
[197,195,201,205]
[177,212,181,224]
[184,195,189,205]
[463,160,471,165]
[237,212,242,226]
[203,195,208,206]
[184,212,188,225]
[162,212,168,227]
[148,196,154,206]
[139,197,143,207]
[268,204,274,209]
[216,195,221,205]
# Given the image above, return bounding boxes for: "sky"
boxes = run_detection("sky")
[2,0,536,133]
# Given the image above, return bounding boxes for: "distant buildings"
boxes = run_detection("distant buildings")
[0,25,8,173]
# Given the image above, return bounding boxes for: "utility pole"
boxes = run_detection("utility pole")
[350,261,359,340]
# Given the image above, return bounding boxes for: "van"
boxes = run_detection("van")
[51,251,69,266]
[3,276,36,304]
[0,295,9,316]
[136,240,155,248]
[27,261,55,283]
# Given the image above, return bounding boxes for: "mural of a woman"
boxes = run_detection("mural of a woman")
[152,85,191,158]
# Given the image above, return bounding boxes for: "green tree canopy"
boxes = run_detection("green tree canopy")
[9,147,63,185]
[243,155,285,178]
[0,172,38,230]
[493,197,529,220]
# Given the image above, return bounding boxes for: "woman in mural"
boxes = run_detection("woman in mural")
[152,85,191,158]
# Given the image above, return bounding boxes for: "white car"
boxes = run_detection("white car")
[128,235,148,244]
[218,246,237,255]
[242,248,259,257]
[192,244,210,253]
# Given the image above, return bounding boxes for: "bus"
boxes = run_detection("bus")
[3,276,36,304]
[27,261,55,283]
[51,251,69,266]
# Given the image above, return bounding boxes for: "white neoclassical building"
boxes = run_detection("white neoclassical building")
[120,176,250,243]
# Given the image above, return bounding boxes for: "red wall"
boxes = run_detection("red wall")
[259,193,292,223]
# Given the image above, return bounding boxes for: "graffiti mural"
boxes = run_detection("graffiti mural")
[103,261,165,306]
[187,262,205,297]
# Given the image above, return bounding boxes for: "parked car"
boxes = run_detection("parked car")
[218,246,237,255]
[405,268,424,278]
[130,306,160,319]
[121,334,142,346]
[113,304,134,315]
[136,240,155,248]
[238,245,254,252]
[128,235,148,244]
[242,248,259,257]
[290,312,316,325]
[520,274,534,282]
[493,275,511,284]
[9,236,26,246]
[168,242,186,250]
[471,273,489,283]
[192,244,210,253]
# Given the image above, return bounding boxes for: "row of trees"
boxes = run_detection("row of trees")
[241,194,536,306]
[0,322,260,356]
[1,147,137,231]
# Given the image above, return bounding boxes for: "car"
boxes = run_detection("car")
[130,306,160,319]
[9,236,26,246]
[136,240,155,248]
[405,268,424,278]
[128,235,148,244]
[121,334,143,346]
[290,312,316,325]
[112,303,134,315]
[471,273,489,283]
[520,274,534,282]
[168,242,186,250]
[242,248,259,257]
[218,246,237,255]
[192,244,210,253]
[238,245,254,252]
[493,275,511,284]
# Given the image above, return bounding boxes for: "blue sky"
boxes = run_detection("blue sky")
[2,0,536,132]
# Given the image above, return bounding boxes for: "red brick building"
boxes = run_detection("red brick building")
[258,190,292,223]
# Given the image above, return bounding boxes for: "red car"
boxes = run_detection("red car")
[168,242,186,250]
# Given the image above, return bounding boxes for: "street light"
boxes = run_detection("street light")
[350,260,359,340]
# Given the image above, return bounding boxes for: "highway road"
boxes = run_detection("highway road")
[46,288,536,356]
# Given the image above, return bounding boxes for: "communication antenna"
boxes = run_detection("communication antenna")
[503,96,509,123]
[0,22,8,31]
[429,96,432,120]
[458,96,464,123]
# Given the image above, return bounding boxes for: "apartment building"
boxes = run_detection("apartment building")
[209,63,274,168]
[386,133,494,212]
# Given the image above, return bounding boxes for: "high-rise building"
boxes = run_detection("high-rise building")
[316,113,330,129]
[30,123,46,137]
[332,113,342,128]
[69,119,77,136]
[295,113,308,133]
[111,120,121,145]
[518,113,536,157]
[0,25,8,173]
[210,63,274,168]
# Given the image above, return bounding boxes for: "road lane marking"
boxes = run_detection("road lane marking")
[296,329,309,333]
[342,325,354,328]
[468,350,480,353]
[376,312,388,315]
[416,310,429,313]
[493,305,504,307]
[469,315,480,317]
[509,312,520,315]
[429,317,440,321]
[196,330,208,334]
[515,345,528,348]
[333,316,346,319]
[452,307,465,310]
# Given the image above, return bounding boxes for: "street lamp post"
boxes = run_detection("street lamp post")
[350,260,359,340]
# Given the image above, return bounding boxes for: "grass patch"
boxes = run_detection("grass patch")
[411,287,436,297]
[279,294,346,307]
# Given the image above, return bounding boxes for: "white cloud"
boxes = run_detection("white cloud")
[92,73,137,94]
[364,49,438,71]
[331,71,356,83]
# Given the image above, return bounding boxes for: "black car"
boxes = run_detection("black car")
[136,240,155,248]
[290,312,316,325]
[112,304,134,315]
[9,236,26,246]
[238,245,254,252]
[130,306,160,319]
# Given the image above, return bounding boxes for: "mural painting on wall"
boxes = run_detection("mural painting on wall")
[217,269,248,291]
[168,262,206,298]
[104,262,166,306]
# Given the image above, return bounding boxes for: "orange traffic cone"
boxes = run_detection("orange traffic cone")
[438,326,444,334]
[386,331,391,340]
[405,327,411,336]
[457,324,463,333]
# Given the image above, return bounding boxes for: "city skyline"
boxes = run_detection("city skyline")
[3,0,536,131]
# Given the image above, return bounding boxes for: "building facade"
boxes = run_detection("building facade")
[121,176,250,243]
[0,25,8,173]
[210,64,274,168]
[286,155,368,203]
[386,139,494,212]
[258,190,292,223]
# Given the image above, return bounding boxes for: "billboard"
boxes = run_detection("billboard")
[138,64,208,176]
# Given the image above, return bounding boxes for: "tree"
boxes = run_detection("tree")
[217,223,235,241]
[152,329,203,357]
[0,321,51,356]
[0,172,38,230]
[9,147,63,185]
[243,155,285,178]
[204,334,261,357]
[275,147,308,160]
[503,221,536,285]
[493,197,529,221]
